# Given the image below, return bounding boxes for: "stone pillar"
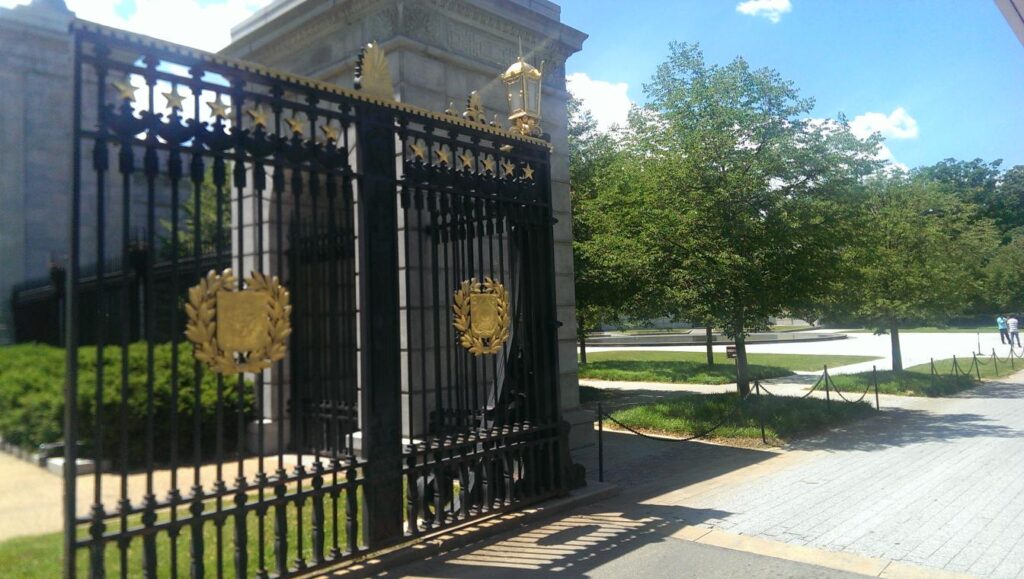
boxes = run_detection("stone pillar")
[0,0,74,344]
[222,0,593,449]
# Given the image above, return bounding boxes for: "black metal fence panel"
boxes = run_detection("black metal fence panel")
[65,19,562,579]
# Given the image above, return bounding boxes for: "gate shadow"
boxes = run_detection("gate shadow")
[367,431,778,577]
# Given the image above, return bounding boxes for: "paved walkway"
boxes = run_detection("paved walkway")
[577,373,1024,577]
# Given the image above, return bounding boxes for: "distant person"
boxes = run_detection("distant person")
[998,314,1010,345]
[1009,315,1022,348]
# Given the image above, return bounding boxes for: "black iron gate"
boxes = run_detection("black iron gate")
[64,21,565,578]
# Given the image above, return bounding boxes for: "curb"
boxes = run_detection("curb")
[662,526,975,579]
[313,482,620,577]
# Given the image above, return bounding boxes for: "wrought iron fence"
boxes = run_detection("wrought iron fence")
[66,19,565,579]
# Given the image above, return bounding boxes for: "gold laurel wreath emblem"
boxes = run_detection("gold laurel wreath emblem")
[452,277,511,356]
[184,269,292,375]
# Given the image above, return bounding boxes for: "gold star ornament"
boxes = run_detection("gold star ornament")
[435,147,451,166]
[162,86,186,112]
[112,78,138,102]
[409,141,426,161]
[319,124,340,142]
[501,159,516,177]
[522,163,535,181]
[246,105,268,129]
[482,156,496,174]
[284,117,305,135]
[207,95,230,119]
[458,151,474,171]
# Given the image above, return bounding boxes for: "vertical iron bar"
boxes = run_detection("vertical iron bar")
[88,44,110,578]
[65,31,83,579]
[116,82,136,579]
[756,381,766,444]
[141,62,159,578]
[873,365,880,410]
[597,403,603,483]
[823,365,831,414]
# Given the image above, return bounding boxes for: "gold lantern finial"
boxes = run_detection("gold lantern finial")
[502,42,543,137]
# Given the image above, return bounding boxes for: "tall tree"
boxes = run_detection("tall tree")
[569,97,627,363]
[840,173,999,371]
[615,42,880,395]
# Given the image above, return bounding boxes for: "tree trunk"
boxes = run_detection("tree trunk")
[890,321,902,374]
[735,331,750,397]
[705,325,714,366]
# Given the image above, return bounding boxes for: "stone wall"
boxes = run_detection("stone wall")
[0,0,74,344]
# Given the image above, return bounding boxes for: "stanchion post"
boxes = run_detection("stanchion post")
[993,348,998,376]
[974,353,981,380]
[873,365,880,410]
[823,364,831,414]
[930,357,936,390]
[953,354,959,384]
[597,402,604,483]
[756,381,767,444]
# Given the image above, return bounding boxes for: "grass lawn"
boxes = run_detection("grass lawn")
[829,356,1018,397]
[0,488,361,579]
[578,350,879,385]
[767,325,815,332]
[604,392,876,444]
[618,328,694,335]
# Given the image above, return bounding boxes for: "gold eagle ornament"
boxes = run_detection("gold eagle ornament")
[185,269,292,375]
[452,277,511,356]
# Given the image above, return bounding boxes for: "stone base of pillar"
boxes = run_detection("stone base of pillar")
[246,418,289,456]
[563,407,596,450]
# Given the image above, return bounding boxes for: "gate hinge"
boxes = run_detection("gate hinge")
[553,319,563,329]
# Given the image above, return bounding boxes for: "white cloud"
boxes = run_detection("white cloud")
[849,107,919,140]
[61,0,272,53]
[875,143,908,172]
[736,0,792,23]
[566,72,632,133]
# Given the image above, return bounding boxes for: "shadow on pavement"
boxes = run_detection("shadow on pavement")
[377,503,736,578]
[376,432,775,578]
[953,379,1024,399]
[790,407,1022,452]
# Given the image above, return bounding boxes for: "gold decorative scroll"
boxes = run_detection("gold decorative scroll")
[185,269,292,375]
[453,277,511,356]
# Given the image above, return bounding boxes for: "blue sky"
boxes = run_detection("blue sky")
[559,0,1024,170]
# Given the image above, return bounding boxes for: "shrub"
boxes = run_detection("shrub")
[0,343,253,467]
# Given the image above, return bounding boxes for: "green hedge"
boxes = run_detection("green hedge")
[0,343,253,467]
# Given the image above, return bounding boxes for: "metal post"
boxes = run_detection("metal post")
[64,32,83,579]
[930,357,936,389]
[873,365,880,410]
[357,105,403,547]
[823,365,831,413]
[953,354,959,384]
[974,353,981,380]
[993,348,998,376]
[597,403,604,483]
[756,381,767,444]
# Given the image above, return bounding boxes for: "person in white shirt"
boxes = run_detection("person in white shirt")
[1008,315,1021,348]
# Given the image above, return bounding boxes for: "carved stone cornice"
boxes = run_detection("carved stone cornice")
[222,0,584,89]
